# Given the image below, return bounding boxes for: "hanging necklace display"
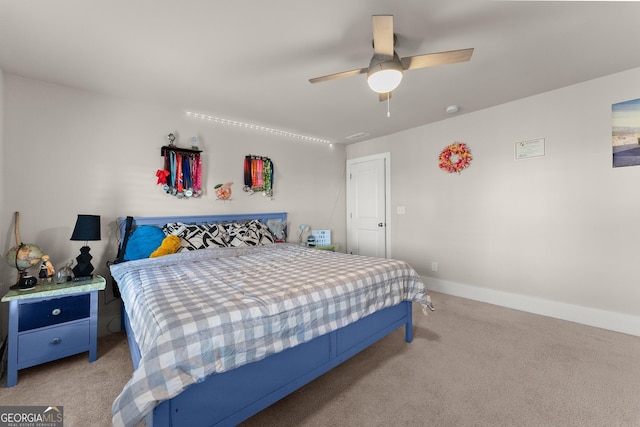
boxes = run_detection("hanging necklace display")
[157,133,203,199]
[193,154,202,197]
[176,152,184,198]
[243,154,274,196]
[183,155,192,197]
[156,149,170,190]
[169,150,177,195]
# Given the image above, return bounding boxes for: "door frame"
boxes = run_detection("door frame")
[346,152,391,258]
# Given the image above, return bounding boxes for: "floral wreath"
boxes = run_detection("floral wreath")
[439,142,472,173]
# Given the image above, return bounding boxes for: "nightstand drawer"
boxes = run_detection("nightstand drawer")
[18,294,90,332]
[18,320,90,364]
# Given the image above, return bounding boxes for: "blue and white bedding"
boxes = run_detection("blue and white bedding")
[109,243,431,426]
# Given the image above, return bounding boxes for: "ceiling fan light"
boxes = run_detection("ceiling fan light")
[367,67,403,93]
[367,57,404,93]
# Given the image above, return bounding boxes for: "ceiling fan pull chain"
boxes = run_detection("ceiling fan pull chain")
[387,96,391,118]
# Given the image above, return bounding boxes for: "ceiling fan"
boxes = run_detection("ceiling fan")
[309,15,474,101]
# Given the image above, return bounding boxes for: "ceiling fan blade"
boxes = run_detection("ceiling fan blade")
[378,92,392,102]
[309,67,368,84]
[372,15,394,57]
[401,48,474,71]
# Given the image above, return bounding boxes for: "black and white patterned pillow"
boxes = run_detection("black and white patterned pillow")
[266,218,286,241]
[162,222,187,237]
[162,222,229,251]
[225,220,275,247]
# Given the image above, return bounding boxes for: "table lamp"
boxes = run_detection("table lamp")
[70,214,101,280]
[298,224,309,244]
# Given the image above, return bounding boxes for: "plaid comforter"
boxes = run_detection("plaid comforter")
[110,244,431,426]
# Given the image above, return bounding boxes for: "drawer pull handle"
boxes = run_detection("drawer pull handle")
[51,338,61,345]
[51,308,61,316]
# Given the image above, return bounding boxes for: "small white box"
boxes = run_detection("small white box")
[311,230,331,246]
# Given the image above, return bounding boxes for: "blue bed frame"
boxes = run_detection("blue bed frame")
[117,212,414,427]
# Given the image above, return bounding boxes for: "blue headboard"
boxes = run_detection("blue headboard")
[117,212,287,253]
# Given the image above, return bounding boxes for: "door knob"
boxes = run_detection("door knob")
[378,223,385,227]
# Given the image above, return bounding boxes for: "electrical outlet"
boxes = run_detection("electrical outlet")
[431,262,438,272]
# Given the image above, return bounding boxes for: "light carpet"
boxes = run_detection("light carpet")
[1,291,639,426]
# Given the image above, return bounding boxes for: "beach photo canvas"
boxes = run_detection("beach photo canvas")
[612,97,640,168]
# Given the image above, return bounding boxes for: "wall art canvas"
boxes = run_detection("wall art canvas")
[612,97,640,168]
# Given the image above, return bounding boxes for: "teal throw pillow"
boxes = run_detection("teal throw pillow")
[123,226,166,261]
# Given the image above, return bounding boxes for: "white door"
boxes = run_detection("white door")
[346,153,390,258]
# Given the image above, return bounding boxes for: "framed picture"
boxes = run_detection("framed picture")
[612,97,640,168]
[515,138,545,160]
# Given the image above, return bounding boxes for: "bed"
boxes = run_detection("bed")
[109,212,432,427]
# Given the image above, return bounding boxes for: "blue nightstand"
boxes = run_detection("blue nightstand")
[1,275,106,387]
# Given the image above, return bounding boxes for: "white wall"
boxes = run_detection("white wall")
[4,68,640,338]
[347,67,640,336]
[1,74,346,336]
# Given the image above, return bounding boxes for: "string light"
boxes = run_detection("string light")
[185,111,333,145]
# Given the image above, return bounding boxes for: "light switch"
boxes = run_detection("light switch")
[397,206,406,215]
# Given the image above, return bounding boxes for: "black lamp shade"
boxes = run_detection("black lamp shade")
[70,214,100,279]
[70,215,101,241]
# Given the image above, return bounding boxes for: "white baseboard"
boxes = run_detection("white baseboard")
[423,277,640,337]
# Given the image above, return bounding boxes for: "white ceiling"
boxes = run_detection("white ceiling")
[2,0,640,144]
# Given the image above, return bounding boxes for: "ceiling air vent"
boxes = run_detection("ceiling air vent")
[345,132,370,141]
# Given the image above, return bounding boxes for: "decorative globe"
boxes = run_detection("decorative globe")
[5,243,43,271]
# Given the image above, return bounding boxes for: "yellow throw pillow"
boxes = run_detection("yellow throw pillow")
[150,235,181,258]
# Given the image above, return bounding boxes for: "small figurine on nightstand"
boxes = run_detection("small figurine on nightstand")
[38,255,55,284]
